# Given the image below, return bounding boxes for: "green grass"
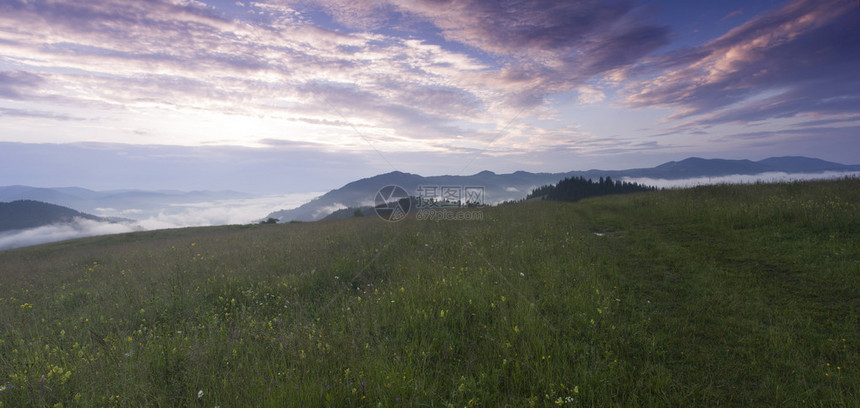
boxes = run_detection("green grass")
[1,178,858,407]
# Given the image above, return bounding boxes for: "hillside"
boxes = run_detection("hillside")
[0,200,109,232]
[0,178,858,406]
[265,156,860,221]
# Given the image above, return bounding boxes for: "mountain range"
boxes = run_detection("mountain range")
[265,156,860,222]
[0,186,252,220]
[2,156,858,227]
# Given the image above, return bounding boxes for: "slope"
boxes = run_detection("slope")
[0,200,108,232]
[0,178,857,406]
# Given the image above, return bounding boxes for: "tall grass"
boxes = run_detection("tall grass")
[0,178,857,406]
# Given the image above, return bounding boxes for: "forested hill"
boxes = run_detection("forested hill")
[528,176,656,202]
[0,200,105,232]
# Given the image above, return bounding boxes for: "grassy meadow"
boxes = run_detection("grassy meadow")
[0,178,858,407]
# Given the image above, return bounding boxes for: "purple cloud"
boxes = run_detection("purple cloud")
[0,0,506,145]
[414,0,669,95]
[623,0,860,127]
[0,71,43,99]
[0,107,82,121]
[285,0,670,106]
[1,0,853,171]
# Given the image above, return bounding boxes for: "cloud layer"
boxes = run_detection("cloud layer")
[0,191,322,250]
[0,0,858,185]
[624,171,860,189]
[0,218,138,250]
[0,0,671,153]
[623,0,860,128]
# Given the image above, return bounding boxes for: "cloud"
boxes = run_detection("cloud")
[0,0,675,155]
[623,0,859,127]
[722,8,744,20]
[0,107,82,121]
[0,71,43,99]
[312,202,347,219]
[0,0,510,149]
[315,0,667,56]
[623,171,860,189]
[2,0,852,170]
[0,218,139,251]
[128,193,325,229]
[0,192,324,250]
[94,208,143,215]
[726,125,860,141]
[306,0,671,106]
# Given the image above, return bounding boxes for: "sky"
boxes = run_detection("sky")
[1,0,858,194]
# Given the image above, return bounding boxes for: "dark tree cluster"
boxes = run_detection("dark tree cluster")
[527,176,656,202]
[526,184,555,199]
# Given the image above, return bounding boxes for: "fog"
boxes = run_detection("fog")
[1,192,322,251]
[0,218,140,250]
[312,203,347,219]
[3,172,858,251]
[623,171,860,189]
[104,193,324,230]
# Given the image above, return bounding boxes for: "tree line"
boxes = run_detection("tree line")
[527,176,656,202]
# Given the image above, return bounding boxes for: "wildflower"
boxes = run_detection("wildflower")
[198,390,204,399]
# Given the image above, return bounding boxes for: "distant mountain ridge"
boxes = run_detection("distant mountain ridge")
[0,186,253,220]
[266,156,860,222]
[622,156,857,179]
[0,200,123,232]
